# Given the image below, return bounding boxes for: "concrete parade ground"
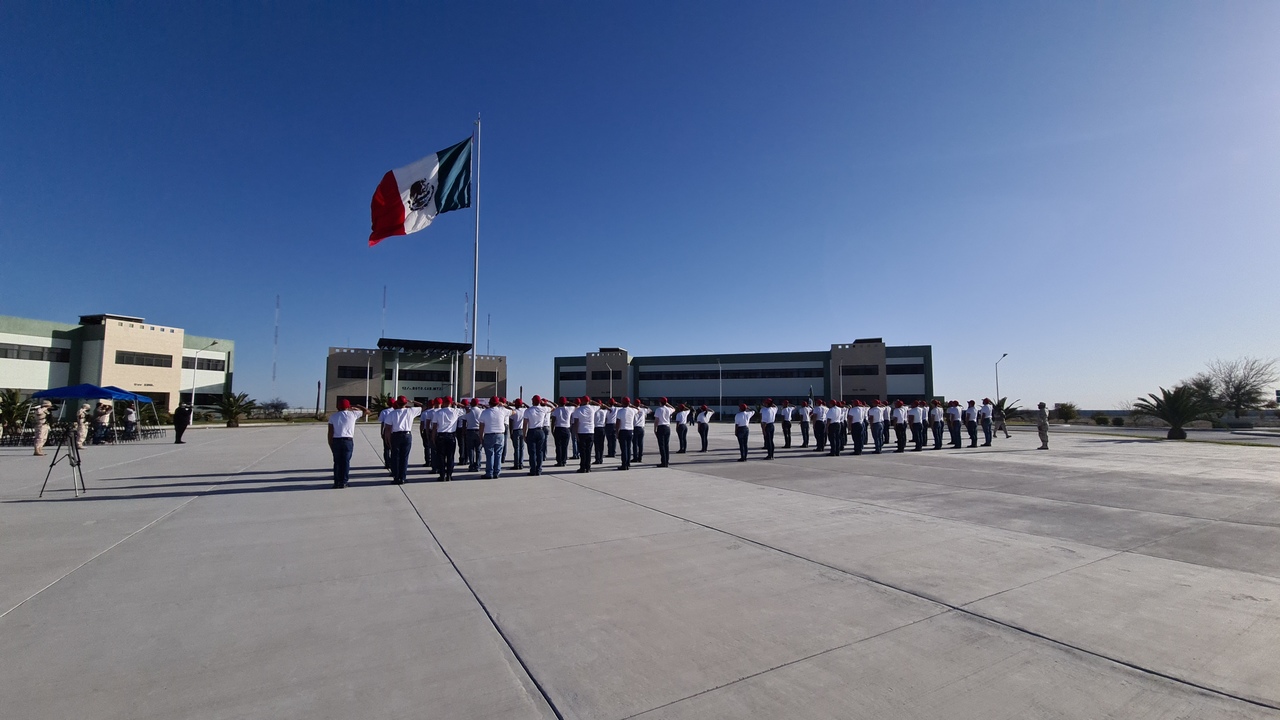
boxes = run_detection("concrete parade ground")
[2,424,1279,719]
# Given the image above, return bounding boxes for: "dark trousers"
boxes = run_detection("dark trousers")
[390,431,412,483]
[781,420,792,447]
[656,425,672,465]
[698,423,709,452]
[382,431,391,469]
[966,420,979,447]
[174,422,188,443]
[814,420,826,451]
[827,422,840,456]
[329,437,353,486]
[894,424,907,452]
[511,431,524,468]
[436,432,457,480]
[800,420,809,446]
[933,421,945,449]
[634,426,645,462]
[594,428,605,464]
[467,429,481,468]
[762,423,775,458]
[421,430,433,465]
[949,420,962,447]
[676,424,687,452]
[457,430,468,464]
[578,434,593,472]
[920,421,929,447]
[981,418,993,445]
[526,428,547,475]
[571,431,578,459]
[552,427,570,466]
[605,425,617,456]
[871,422,884,453]
[908,421,919,447]
[618,429,633,469]
[735,426,749,460]
[911,422,924,450]
[852,423,865,454]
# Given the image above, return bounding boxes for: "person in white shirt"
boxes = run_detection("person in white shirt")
[522,396,554,476]
[327,399,369,488]
[614,398,637,470]
[733,403,755,461]
[780,400,795,448]
[906,402,922,452]
[593,401,608,465]
[890,400,908,453]
[552,398,573,467]
[378,402,395,470]
[570,397,597,473]
[848,400,868,455]
[386,396,423,484]
[632,400,649,464]
[826,400,843,457]
[798,400,812,447]
[868,400,886,454]
[674,404,690,454]
[946,401,963,448]
[420,400,438,469]
[432,397,465,481]
[477,397,511,478]
[929,400,945,450]
[463,399,484,471]
[652,397,675,467]
[759,399,778,460]
[604,400,619,457]
[123,406,138,439]
[695,405,715,452]
[917,400,930,449]
[979,398,995,447]
[963,400,980,448]
[812,400,828,453]
[508,400,526,470]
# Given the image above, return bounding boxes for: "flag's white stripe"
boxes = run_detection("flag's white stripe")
[393,151,441,235]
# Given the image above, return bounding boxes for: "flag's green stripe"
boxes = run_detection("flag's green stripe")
[434,137,472,214]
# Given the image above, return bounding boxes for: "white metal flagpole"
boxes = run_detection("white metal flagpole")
[469,114,481,398]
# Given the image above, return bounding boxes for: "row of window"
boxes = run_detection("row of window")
[559,371,586,381]
[638,368,825,381]
[0,343,71,363]
[181,357,226,372]
[337,365,374,379]
[115,350,173,368]
[592,370,623,380]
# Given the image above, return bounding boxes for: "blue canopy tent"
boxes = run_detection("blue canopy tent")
[31,384,116,400]
[101,386,155,403]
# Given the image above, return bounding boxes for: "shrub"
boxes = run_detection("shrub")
[1111,416,1124,427]
[1092,413,1109,425]
[1055,403,1079,423]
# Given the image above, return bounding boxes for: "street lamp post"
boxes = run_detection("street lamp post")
[717,359,722,415]
[995,353,1008,402]
[838,362,843,400]
[605,362,614,399]
[190,340,218,410]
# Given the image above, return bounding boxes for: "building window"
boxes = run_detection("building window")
[637,368,823,381]
[115,350,173,368]
[591,370,622,380]
[476,371,498,382]
[336,365,373,379]
[840,365,879,376]
[0,343,71,363]
[383,368,451,382]
[182,357,227,372]
[559,371,586,381]
[886,364,925,375]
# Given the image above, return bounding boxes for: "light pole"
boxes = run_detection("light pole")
[190,340,218,410]
[838,362,844,400]
[605,362,614,399]
[995,353,1008,403]
[717,359,722,415]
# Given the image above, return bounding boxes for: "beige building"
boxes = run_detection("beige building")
[325,338,506,410]
[0,313,234,410]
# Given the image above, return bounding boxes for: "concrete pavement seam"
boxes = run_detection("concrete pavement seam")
[556,475,1280,713]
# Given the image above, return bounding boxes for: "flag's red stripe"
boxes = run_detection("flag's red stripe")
[368,170,407,246]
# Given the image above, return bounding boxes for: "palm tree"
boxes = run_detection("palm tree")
[995,397,1021,421]
[1132,385,1209,440]
[0,389,31,437]
[214,392,258,428]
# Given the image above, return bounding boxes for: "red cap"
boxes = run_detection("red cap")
[582,396,591,403]
[531,395,542,403]
[739,403,748,411]
[337,399,351,410]
[659,397,668,404]
[700,404,708,410]
[491,396,500,405]
[764,398,773,405]
[559,397,568,404]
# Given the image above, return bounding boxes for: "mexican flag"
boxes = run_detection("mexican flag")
[369,137,472,246]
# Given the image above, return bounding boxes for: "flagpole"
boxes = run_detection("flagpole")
[469,113,480,398]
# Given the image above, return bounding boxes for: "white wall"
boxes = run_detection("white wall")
[0,358,69,390]
[180,349,229,395]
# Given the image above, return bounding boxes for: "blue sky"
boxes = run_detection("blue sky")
[2,1,1277,409]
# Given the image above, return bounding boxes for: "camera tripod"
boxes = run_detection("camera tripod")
[39,424,86,498]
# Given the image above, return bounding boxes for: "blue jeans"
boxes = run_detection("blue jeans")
[329,437,353,486]
[982,418,993,445]
[933,421,944,449]
[735,426,749,460]
[617,429,633,469]
[483,433,503,477]
[390,432,412,483]
[633,427,646,462]
[761,423,774,458]
[526,428,547,474]
[511,430,525,468]
[656,425,672,465]
[871,422,884,453]
[435,432,457,480]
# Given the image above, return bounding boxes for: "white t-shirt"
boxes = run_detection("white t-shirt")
[813,405,828,422]
[781,406,795,421]
[869,407,884,423]
[615,406,636,429]
[891,407,907,424]
[605,406,618,424]
[963,406,978,422]
[907,407,920,423]
[594,407,607,428]
[979,403,994,420]
[379,408,394,425]
[947,406,962,422]
[434,407,465,433]
[633,407,647,429]
[735,410,755,427]
[465,407,483,429]
[653,406,673,426]
[675,410,689,425]
[571,405,596,434]
[552,406,573,428]
[696,410,714,424]
[479,406,509,433]
[524,405,552,430]
[508,407,525,432]
[850,406,868,424]
[387,407,422,432]
[759,406,777,423]
[828,407,844,424]
[930,406,944,423]
[328,409,362,438]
